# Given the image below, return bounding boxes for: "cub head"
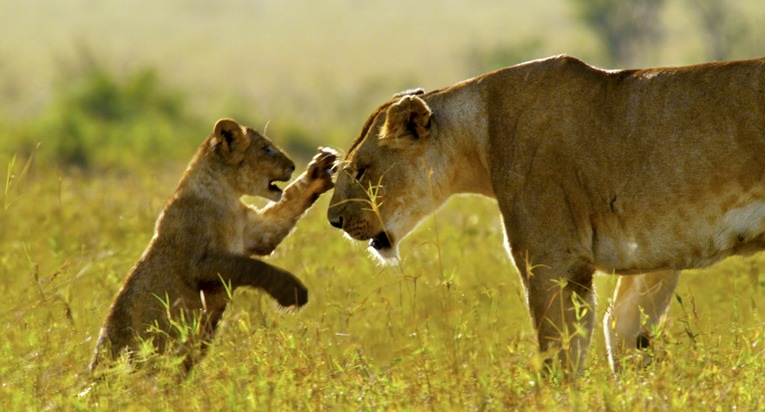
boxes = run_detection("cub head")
[208,118,295,201]
[327,90,445,261]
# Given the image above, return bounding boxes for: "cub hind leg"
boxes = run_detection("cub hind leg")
[603,270,680,373]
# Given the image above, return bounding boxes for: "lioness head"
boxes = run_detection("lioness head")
[209,118,295,201]
[327,90,444,261]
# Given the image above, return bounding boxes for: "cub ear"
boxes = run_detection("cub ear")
[212,118,250,160]
[379,95,432,149]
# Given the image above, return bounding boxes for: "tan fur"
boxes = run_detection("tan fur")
[91,118,336,372]
[327,55,765,374]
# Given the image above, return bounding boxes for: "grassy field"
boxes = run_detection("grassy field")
[2,0,765,410]
[2,158,765,410]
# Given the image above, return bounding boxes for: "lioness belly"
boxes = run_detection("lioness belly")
[594,198,765,274]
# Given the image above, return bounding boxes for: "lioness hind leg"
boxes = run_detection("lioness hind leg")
[603,270,680,372]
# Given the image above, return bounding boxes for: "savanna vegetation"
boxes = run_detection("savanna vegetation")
[1,0,764,410]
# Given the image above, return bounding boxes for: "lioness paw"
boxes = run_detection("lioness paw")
[306,147,337,193]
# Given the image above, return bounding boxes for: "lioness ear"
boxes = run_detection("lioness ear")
[212,118,250,160]
[380,95,432,149]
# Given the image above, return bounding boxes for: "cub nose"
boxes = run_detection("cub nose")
[328,215,343,229]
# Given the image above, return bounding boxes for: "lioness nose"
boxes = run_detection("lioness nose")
[286,163,295,175]
[328,215,343,229]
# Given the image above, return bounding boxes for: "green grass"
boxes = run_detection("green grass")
[1,155,764,410]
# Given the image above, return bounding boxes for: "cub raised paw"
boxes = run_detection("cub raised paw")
[305,147,338,195]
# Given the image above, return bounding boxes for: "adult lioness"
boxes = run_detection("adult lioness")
[327,55,765,373]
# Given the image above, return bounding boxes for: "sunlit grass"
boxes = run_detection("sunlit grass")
[1,156,764,410]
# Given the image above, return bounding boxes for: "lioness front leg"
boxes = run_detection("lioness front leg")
[515,251,596,374]
[603,270,679,372]
[198,254,308,307]
[246,148,337,255]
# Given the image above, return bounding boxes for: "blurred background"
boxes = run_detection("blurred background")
[1,0,763,170]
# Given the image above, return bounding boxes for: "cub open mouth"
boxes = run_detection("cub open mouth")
[369,232,392,250]
[268,180,285,195]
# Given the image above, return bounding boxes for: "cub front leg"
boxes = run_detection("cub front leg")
[603,270,679,372]
[246,148,337,255]
[198,254,308,307]
[514,250,596,374]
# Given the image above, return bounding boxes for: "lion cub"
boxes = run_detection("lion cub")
[90,118,336,372]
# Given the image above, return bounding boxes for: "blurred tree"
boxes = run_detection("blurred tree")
[15,47,199,170]
[572,0,666,67]
[688,0,747,61]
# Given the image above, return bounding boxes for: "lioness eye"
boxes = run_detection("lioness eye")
[263,146,276,156]
[355,167,367,180]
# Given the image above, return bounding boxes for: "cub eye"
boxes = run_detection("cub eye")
[355,167,367,181]
[263,146,277,156]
